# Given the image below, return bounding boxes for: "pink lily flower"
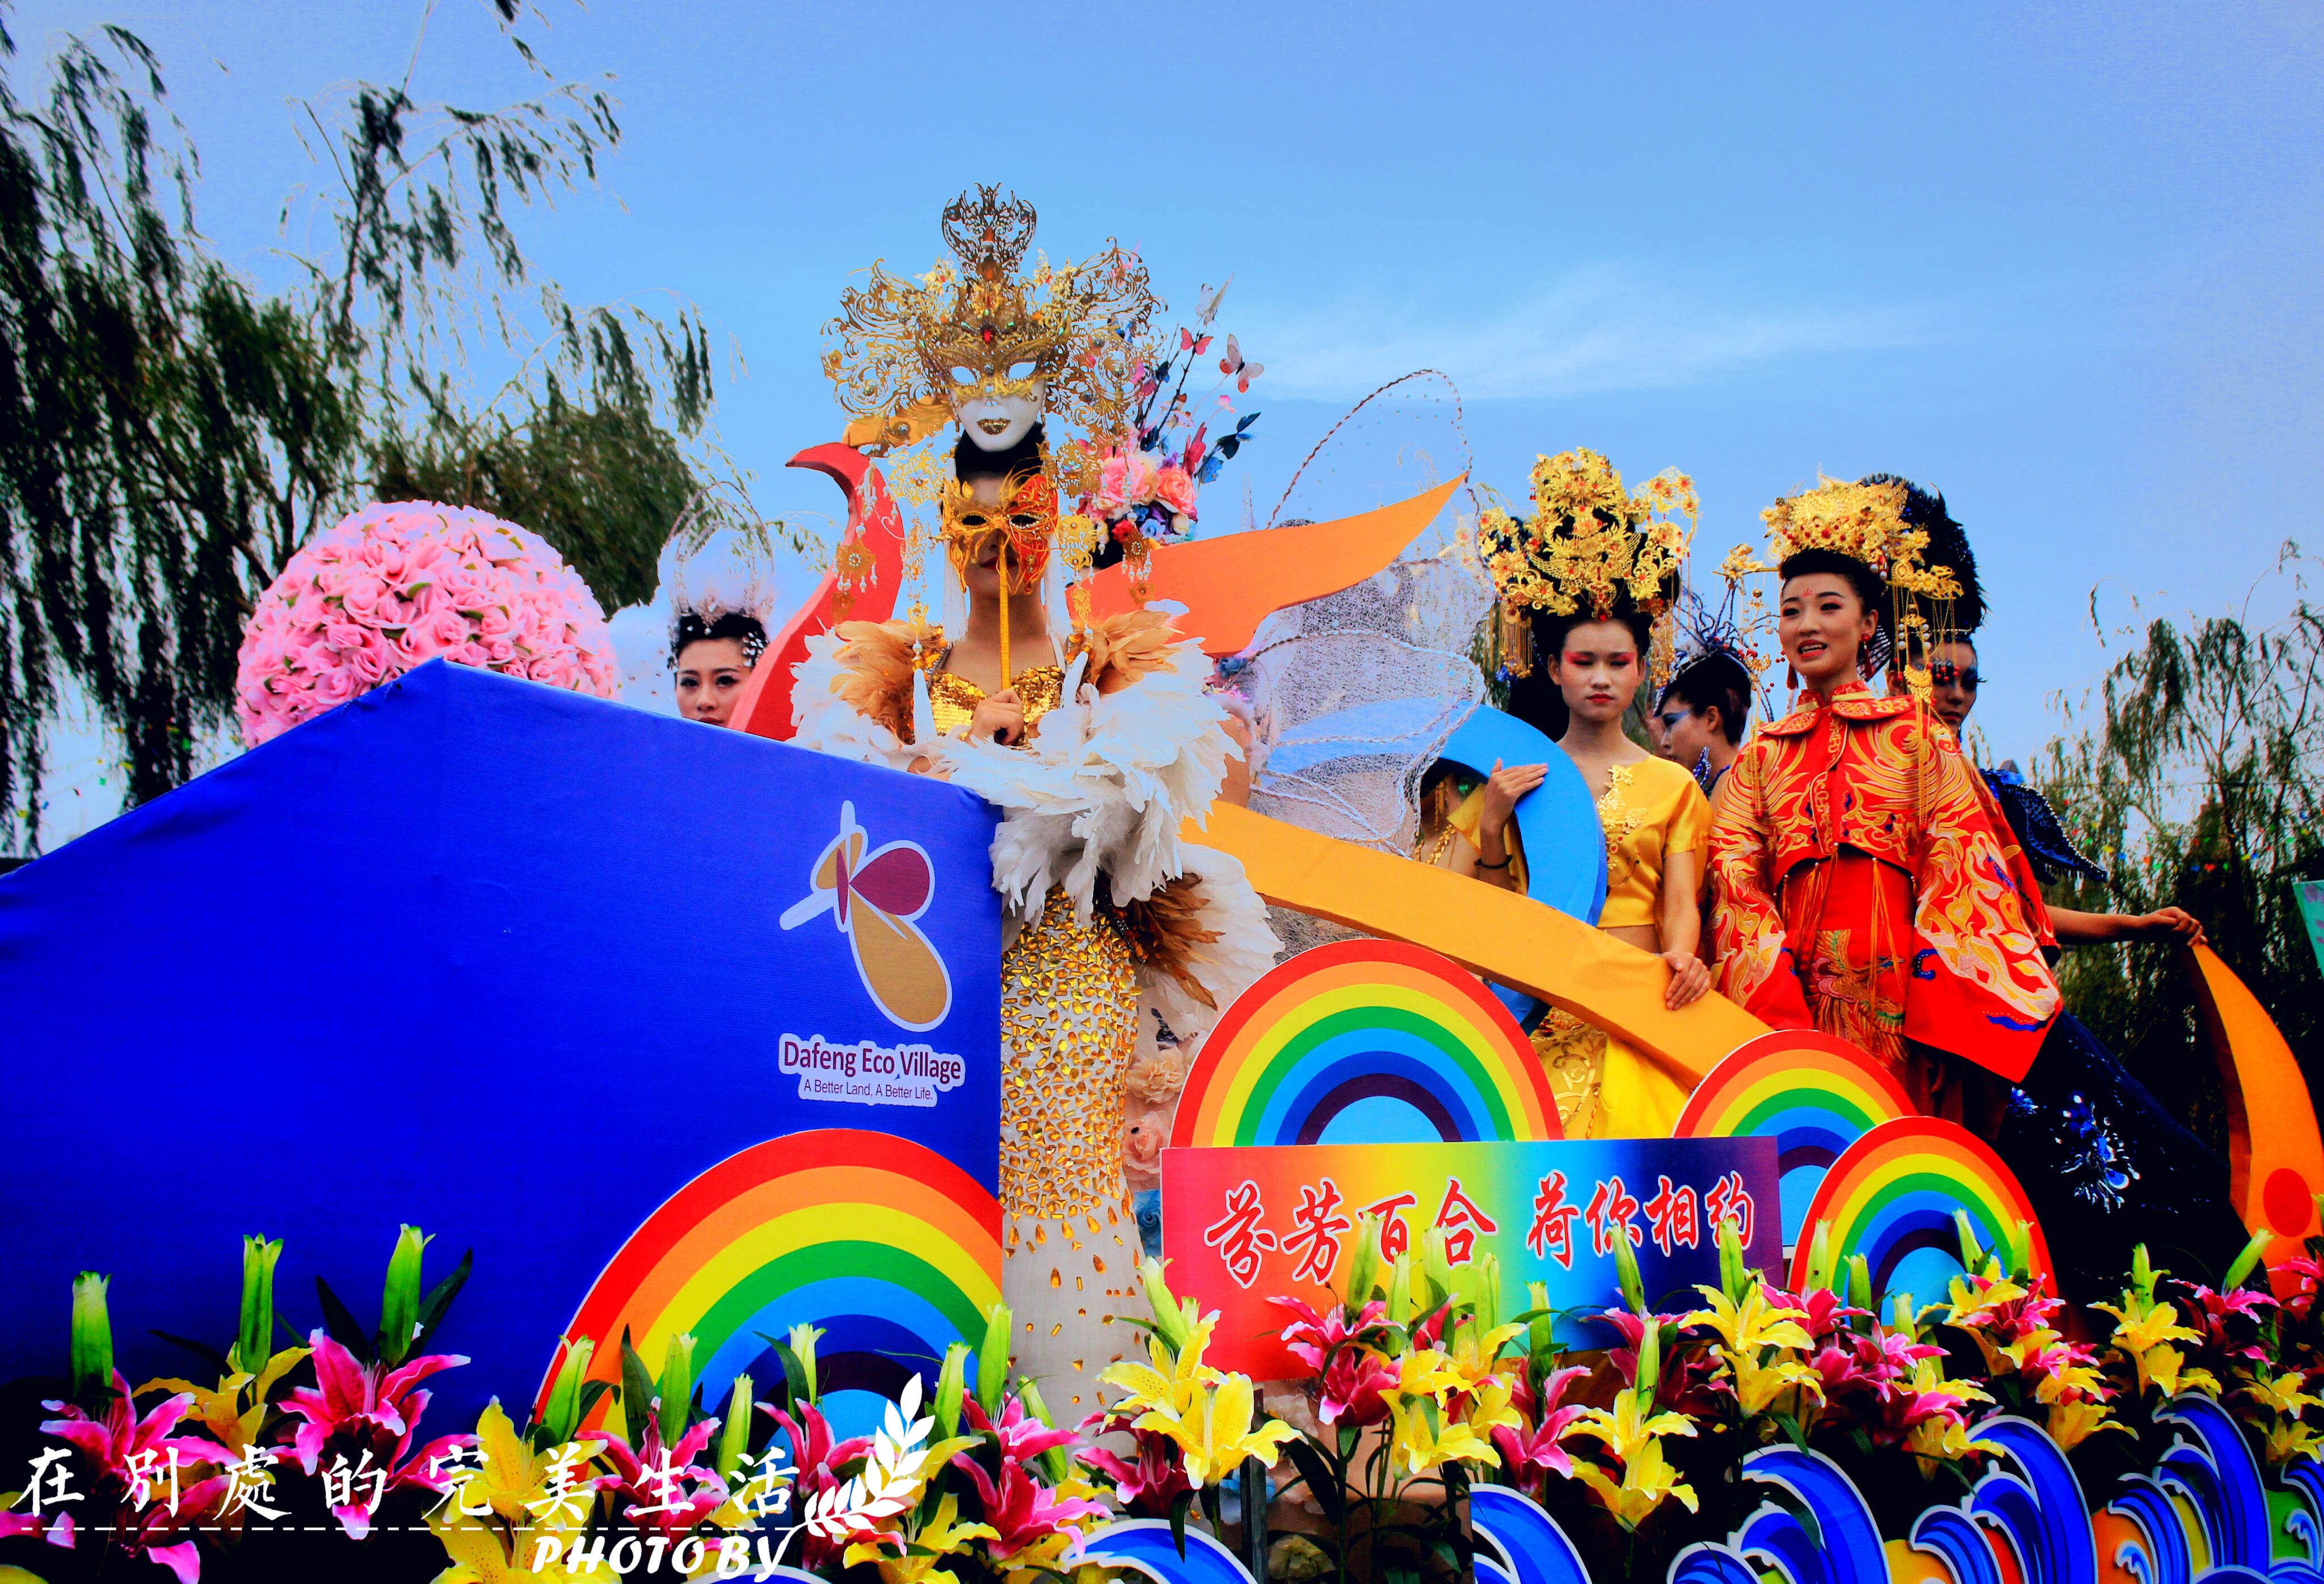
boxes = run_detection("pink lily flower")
[2274,1257,2322,1323]
[963,1395,1078,1467]
[275,1330,473,1539]
[949,1452,1109,1560]
[592,1411,729,1544]
[1488,1365,1590,1495]
[1270,1296,1390,1373]
[1762,1285,1869,1341]
[36,1375,237,1581]
[1317,1348,1400,1429]
[760,1399,874,1571]
[1077,1414,1195,1518]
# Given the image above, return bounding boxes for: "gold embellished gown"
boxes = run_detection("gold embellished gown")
[791,616,1278,1414]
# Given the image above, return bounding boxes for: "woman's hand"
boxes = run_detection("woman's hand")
[1480,760,1550,830]
[2136,906,2205,944]
[1661,950,1712,1009]
[970,688,1027,746]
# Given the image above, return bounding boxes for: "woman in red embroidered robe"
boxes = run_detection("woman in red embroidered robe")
[1708,546,2059,1118]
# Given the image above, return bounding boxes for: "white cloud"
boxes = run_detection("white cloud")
[1239,263,1933,403]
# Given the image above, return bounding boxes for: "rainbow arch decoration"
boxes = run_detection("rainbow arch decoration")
[1785,1117,2051,1305]
[545,1128,1001,1439]
[1672,1030,1915,1246]
[1171,939,1560,1148]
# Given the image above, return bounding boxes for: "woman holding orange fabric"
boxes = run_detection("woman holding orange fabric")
[1707,478,2060,1118]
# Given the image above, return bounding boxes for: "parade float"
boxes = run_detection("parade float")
[5,193,2324,1584]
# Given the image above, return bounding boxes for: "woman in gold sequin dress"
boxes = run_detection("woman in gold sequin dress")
[790,189,1277,1415]
[1473,450,1719,1137]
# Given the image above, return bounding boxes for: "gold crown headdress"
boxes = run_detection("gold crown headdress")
[823,186,1159,456]
[1733,475,1961,689]
[1475,448,1695,683]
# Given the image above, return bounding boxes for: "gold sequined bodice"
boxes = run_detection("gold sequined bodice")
[998,888,1139,1221]
[928,664,1066,737]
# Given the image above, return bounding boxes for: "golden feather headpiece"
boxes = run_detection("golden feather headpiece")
[822,186,1159,454]
[1734,475,1962,690]
[1476,449,1695,621]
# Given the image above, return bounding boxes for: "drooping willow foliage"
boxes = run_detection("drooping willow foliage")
[2031,550,2324,1146]
[0,6,785,849]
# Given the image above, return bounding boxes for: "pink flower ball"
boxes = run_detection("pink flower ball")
[234,502,620,747]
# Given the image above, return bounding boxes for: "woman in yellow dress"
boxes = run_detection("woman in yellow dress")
[1473,449,1716,1137]
[791,189,1275,1414]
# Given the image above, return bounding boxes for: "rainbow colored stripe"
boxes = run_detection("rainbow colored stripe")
[1170,940,1559,1148]
[547,1128,1001,1432]
[1672,1030,1914,1244]
[1785,1117,2051,1301]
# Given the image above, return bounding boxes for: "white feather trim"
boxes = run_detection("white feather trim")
[789,634,920,773]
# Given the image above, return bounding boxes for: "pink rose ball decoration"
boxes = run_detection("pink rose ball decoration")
[234,501,619,747]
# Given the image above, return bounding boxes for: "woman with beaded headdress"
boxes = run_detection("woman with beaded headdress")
[1652,574,1775,811]
[1708,477,2060,1119]
[790,188,1276,1414]
[1888,478,2243,1299]
[1473,449,1717,1137]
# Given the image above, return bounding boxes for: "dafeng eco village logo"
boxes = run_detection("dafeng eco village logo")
[778,802,965,1110]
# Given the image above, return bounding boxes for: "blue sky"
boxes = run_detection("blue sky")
[12,0,2323,812]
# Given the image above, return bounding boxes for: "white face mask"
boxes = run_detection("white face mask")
[950,382,1044,453]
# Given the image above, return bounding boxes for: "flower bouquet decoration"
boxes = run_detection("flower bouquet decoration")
[234,501,618,745]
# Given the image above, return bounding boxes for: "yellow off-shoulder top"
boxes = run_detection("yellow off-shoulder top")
[1592,755,1712,930]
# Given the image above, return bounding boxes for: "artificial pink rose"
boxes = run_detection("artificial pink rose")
[337,574,389,619]
[474,601,515,639]
[483,635,517,665]
[313,667,361,705]
[1153,465,1197,518]
[1125,1048,1189,1106]
[1122,1111,1168,1180]
[454,640,491,668]
[323,622,372,655]
[428,608,471,648]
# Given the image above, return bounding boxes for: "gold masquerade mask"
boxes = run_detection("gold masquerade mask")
[942,471,1058,589]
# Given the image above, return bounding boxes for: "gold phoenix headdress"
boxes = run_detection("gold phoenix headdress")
[1475,448,1696,683]
[823,186,1159,456]
[1734,475,1961,688]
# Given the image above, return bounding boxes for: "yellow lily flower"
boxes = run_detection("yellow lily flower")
[1151,1371,1299,1487]
[1906,1411,2002,1474]
[1572,1433,1698,1530]
[1460,1375,1524,1438]
[1944,1273,2028,1324]
[428,1503,595,1583]
[142,1345,310,1461]
[2266,1418,2324,1468]
[1571,1388,1699,1463]
[1100,1315,1222,1422]
[2045,1399,2128,1453]
[1683,1286,1812,1355]
[2091,1295,2202,1359]
[2138,1343,2220,1400]
[1724,1350,1825,1417]
[1380,1347,1467,1411]
[446,1402,603,1528]
[1387,1395,1501,1479]
[2247,1370,2323,1418]
[1442,1320,1528,1393]
[845,1494,999,1584]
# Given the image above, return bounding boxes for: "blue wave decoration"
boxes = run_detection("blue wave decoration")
[1470,1484,1593,1584]
[1067,1518,1262,1584]
[1075,1397,2324,1583]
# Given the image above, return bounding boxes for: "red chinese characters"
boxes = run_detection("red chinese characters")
[1361,1191,1420,1259]
[1430,1176,1499,1264]
[1704,1170,1756,1246]
[1585,1174,1645,1258]
[1202,1179,1280,1289]
[1526,1170,1581,1270]
[1641,1175,1701,1257]
[1279,1177,1353,1285]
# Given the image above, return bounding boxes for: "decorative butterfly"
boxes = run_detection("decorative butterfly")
[780,801,952,1033]
[1218,335,1262,394]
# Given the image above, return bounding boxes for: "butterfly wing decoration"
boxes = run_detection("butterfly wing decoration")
[1218,334,1263,394]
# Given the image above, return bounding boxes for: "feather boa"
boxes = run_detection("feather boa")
[790,613,1277,1025]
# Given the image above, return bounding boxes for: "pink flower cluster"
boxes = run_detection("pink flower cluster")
[234,502,618,746]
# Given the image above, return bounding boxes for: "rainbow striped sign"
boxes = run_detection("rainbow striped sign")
[1672,1030,1914,1246]
[1785,1117,2051,1305]
[1171,940,1560,1149]
[1163,1136,1780,1379]
[548,1128,1001,1438]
